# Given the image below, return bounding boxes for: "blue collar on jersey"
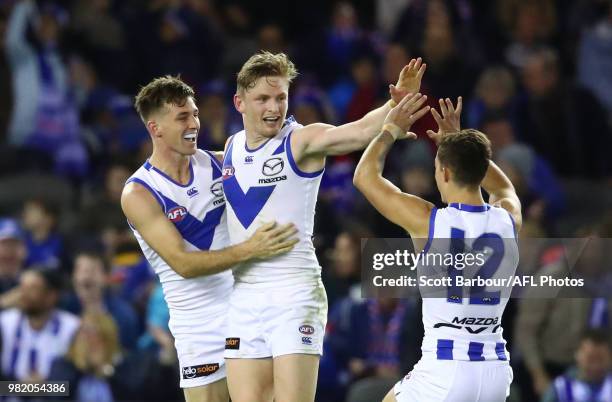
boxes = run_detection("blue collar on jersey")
[448,203,491,212]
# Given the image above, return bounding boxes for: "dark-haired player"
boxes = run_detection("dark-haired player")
[354,97,521,402]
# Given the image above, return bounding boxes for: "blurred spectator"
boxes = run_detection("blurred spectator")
[196,80,241,151]
[542,329,612,402]
[322,230,363,307]
[21,198,63,270]
[0,218,26,306]
[498,0,557,69]
[322,296,422,400]
[466,66,518,130]
[323,2,369,85]
[480,114,565,226]
[78,157,132,246]
[0,268,79,382]
[138,281,172,356]
[48,311,149,402]
[514,229,612,400]
[62,251,140,350]
[5,0,88,179]
[218,3,257,82]
[419,2,477,100]
[258,23,289,55]
[375,0,411,38]
[577,1,612,118]
[69,0,130,88]
[517,48,611,177]
[345,54,379,122]
[109,240,155,310]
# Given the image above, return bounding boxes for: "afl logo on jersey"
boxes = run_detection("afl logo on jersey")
[222,166,235,179]
[210,181,224,198]
[167,206,188,222]
[299,325,315,335]
[262,157,284,176]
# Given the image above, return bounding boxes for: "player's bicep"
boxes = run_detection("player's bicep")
[121,184,186,267]
[358,177,434,236]
[294,123,366,157]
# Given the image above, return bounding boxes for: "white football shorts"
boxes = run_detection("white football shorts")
[224,280,328,358]
[170,309,228,388]
[392,358,513,402]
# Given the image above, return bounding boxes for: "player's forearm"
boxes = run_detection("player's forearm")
[353,101,393,149]
[172,241,256,278]
[481,161,517,202]
[354,130,395,187]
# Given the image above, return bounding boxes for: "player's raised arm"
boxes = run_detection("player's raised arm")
[427,97,522,232]
[353,93,434,237]
[292,58,426,159]
[121,182,298,278]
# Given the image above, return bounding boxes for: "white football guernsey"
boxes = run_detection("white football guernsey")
[126,150,233,318]
[418,203,518,362]
[222,117,324,288]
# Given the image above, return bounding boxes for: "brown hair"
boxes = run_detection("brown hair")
[237,51,298,93]
[134,75,195,121]
[437,129,492,187]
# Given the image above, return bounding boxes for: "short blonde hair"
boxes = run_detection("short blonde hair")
[237,51,298,93]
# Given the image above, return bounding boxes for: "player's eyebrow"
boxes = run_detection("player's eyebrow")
[175,110,197,119]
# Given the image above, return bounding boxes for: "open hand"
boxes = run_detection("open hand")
[383,93,430,140]
[246,222,299,260]
[390,58,426,105]
[426,97,462,145]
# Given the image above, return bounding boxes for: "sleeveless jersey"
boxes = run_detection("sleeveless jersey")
[126,150,233,317]
[222,117,323,288]
[418,203,519,362]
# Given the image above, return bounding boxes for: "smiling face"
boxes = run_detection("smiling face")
[149,96,200,156]
[235,76,288,138]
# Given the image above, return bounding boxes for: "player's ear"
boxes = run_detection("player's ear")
[147,120,161,138]
[234,93,245,114]
[443,166,451,183]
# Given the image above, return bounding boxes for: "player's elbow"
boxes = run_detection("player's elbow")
[353,167,366,190]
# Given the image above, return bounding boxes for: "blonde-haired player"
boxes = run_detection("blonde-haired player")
[221,52,426,402]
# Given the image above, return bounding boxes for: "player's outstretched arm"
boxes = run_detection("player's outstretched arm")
[292,58,427,159]
[121,183,298,278]
[353,93,434,237]
[427,97,522,232]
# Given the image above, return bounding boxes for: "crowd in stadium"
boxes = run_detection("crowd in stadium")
[0,0,611,401]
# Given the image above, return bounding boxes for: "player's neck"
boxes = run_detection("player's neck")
[445,188,485,206]
[149,150,191,185]
[244,125,275,150]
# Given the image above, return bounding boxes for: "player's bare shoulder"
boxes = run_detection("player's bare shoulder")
[121,181,162,225]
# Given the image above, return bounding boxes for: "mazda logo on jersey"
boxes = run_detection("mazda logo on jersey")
[262,158,284,176]
[210,181,224,198]
[167,206,188,222]
[182,363,220,379]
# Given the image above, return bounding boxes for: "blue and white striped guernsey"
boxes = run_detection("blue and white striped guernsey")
[0,308,79,380]
[125,149,233,318]
[418,203,519,362]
